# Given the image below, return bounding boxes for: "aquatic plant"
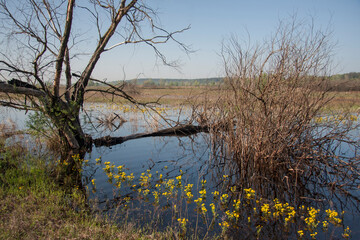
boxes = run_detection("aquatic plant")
[91,161,351,239]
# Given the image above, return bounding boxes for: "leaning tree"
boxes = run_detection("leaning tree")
[0,0,192,151]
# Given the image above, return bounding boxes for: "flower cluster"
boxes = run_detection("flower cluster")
[244,188,255,200]
[305,207,320,231]
[325,209,342,225]
[93,158,351,240]
[184,184,193,202]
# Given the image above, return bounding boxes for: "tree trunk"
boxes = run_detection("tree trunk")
[43,98,91,151]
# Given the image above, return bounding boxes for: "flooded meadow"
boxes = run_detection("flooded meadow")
[1,103,360,239]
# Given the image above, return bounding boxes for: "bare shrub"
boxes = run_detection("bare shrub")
[203,19,360,204]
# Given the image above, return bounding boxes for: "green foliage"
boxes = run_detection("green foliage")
[26,111,56,138]
[330,72,360,81]
[0,142,175,239]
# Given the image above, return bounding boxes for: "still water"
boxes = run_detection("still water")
[1,104,359,239]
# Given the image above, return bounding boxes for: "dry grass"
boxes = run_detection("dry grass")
[83,85,219,105]
[0,193,173,239]
[1,83,359,112]
[83,86,360,112]
[325,91,360,112]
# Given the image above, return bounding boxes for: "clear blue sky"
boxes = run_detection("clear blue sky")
[88,0,360,80]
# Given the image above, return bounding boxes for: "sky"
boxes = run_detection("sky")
[70,0,360,80]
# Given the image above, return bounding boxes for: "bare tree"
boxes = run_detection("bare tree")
[0,0,190,151]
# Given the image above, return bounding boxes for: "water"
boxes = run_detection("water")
[1,105,360,239]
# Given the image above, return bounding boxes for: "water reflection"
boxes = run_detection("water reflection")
[1,105,359,239]
[81,106,359,239]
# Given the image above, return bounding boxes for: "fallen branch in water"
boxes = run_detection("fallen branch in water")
[93,124,209,147]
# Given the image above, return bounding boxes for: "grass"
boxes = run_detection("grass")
[83,85,220,105]
[0,138,175,240]
[324,91,360,112]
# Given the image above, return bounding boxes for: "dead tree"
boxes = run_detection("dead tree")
[0,0,194,151]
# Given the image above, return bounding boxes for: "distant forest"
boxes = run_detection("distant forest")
[328,72,360,91]
[330,72,360,81]
[128,77,223,87]
[89,73,360,91]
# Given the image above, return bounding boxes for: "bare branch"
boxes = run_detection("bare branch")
[73,0,137,104]
[53,0,75,97]
[0,81,45,98]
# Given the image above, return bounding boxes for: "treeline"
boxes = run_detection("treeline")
[128,77,223,87]
[328,72,360,91]
[330,72,360,81]
[89,73,360,91]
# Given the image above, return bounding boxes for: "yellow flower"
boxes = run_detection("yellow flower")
[310,232,317,239]
[233,199,241,211]
[186,191,193,200]
[201,203,207,214]
[184,184,193,200]
[322,220,329,229]
[261,204,270,214]
[219,221,230,229]
[342,226,351,239]
[210,203,216,216]
[305,207,320,230]
[199,189,206,198]
[220,194,228,204]
[298,230,304,238]
[244,188,255,200]
[177,218,188,230]
[325,209,342,225]
[126,173,134,181]
[212,191,219,197]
